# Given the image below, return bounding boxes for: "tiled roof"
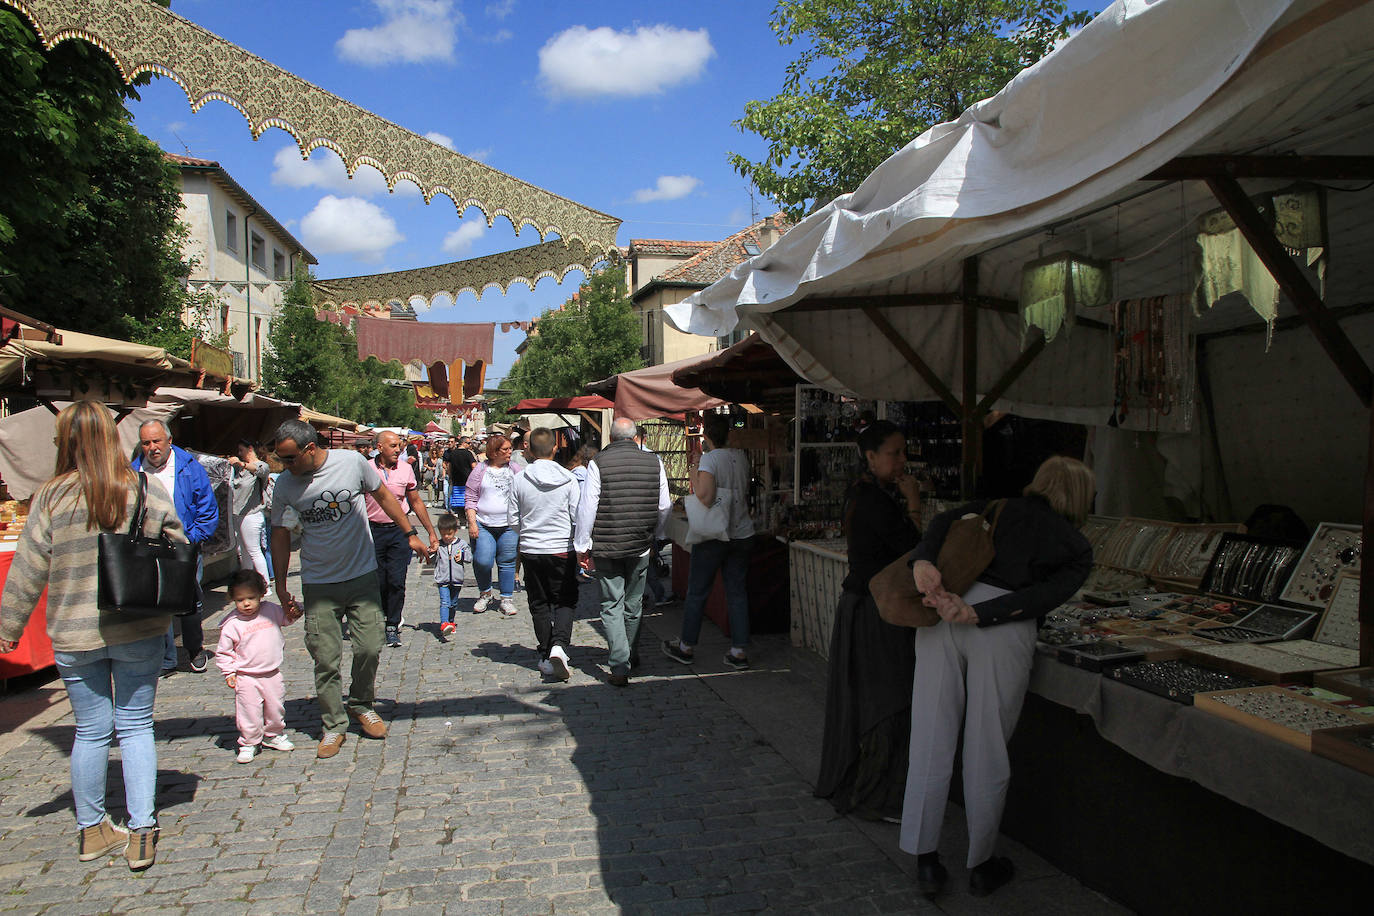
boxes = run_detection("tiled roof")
[628,239,716,257]
[163,152,219,168]
[655,215,791,286]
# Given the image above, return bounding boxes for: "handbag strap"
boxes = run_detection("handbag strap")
[127,472,149,540]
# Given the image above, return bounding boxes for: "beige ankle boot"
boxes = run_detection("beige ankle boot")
[78,816,129,861]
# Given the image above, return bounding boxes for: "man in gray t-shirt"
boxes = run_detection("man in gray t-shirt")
[270,420,430,759]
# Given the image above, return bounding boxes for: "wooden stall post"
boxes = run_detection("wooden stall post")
[961,257,981,499]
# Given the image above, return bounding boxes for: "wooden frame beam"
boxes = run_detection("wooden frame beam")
[1206,175,1373,407]
[786,293,1017,314]
[975,330,1048,419]
[860,307,961,414]
[1146,155,1374,181]
[961,257,980,499]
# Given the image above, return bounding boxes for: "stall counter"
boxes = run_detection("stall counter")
[783,538,848,659]
[0,544,53,679]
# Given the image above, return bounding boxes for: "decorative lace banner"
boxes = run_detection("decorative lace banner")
[311,239,611,310]
[3,0,621,255]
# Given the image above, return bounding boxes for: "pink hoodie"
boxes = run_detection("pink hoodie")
[216,602,295,677]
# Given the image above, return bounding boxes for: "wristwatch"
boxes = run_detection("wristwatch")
[403,528,418,538]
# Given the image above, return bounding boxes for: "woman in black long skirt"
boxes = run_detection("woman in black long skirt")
[815,420,921,821]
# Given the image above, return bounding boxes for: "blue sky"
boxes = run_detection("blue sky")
[127,0,1099,382]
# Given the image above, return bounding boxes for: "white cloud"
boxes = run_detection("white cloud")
[486,28,513,44]
[538,25,714,98]
[300,196,404,262]
[424,131,455,150]
[442,220,487,256]
[271,145,419,197]
[465,147,492,162]
[486,0,515,19]
[336,0,460,66]
[632,175,701,203]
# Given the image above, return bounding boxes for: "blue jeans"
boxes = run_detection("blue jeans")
[438,584,460,624]
[680,537,753,651]
[53,634,163,830]
[473,524,517,597]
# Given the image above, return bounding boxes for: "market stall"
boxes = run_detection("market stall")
[663,0,1374,903]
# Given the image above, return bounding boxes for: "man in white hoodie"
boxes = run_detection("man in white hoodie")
[509,427,580,680]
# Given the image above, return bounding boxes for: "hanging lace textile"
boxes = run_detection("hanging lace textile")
[1193,184,1327,345]
[1019,252,1112,342]
[1112,295,1195,431]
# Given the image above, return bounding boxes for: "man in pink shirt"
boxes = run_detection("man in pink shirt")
[364,431,438,648]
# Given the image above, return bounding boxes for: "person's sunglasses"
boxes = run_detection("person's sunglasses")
[278,443,314,465]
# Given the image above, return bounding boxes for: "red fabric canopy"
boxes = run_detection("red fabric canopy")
[354,317,494,367]
[588,354,726,420]
[507,396,613,414]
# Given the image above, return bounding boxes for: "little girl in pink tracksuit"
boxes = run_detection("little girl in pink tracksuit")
[216,570,300,763]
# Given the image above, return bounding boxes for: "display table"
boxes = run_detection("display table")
[783,538,847,659]
[0,546,53,679]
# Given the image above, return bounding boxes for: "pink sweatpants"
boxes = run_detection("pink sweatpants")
[235,670,285,747]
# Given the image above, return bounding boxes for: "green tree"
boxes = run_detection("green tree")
[261,275,434,429]
[0,5,200,346]
[732,0,1094,218]
[491,268,641,414]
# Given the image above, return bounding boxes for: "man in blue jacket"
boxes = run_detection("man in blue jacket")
[134,419,220,675]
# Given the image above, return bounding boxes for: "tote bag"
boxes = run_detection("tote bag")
[97,474,200,618]
[684,487,735,545]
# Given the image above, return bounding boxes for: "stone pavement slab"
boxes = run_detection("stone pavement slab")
[0,531,1125,914]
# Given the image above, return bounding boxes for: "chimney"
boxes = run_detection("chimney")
[756,212,783,251]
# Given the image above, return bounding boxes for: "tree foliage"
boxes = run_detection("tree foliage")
[261,275,434,430]
[0,5,211,352]
[732,0,1094,218]
[491,269,642,414]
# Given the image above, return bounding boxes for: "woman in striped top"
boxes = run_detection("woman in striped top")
[0,401,186,871]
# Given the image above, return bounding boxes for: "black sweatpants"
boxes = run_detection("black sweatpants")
[520,552,579,658]
[372,522,412,629]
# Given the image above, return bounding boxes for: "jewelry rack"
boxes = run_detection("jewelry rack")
[1198,534,1304,604]
[1096,518,1177,574]
[1148,523,1245,586]
[1081,516,1122,559]
[1280,522,1362,608]
[1195,686,1368,751]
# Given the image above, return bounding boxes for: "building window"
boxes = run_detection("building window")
[251,233,266,270]
[225,211,238,251]
[272,249,286,280]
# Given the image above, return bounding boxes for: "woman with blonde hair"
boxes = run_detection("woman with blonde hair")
[901,455,1094,899]
[0,401,186,871]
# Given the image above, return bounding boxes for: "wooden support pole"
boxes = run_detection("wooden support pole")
[1205,176,1373,407]
[861,306,962,414]
[1363,405,1374,667]
[975,330,1047,419]
[787,293,1019,314]
[961,257,980,499]
[1146,155,1374,181]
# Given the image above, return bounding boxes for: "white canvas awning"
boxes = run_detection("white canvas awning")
[665,0,1374,428]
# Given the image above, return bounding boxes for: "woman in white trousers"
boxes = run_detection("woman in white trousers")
[901,456,1095,899]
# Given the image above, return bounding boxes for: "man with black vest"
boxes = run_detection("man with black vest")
[575,418,671,686]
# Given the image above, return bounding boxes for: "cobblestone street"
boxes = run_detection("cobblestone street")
[0,546,1123,915]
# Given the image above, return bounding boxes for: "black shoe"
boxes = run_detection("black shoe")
[969,856,1014,897]
[158,667,176,679]
[385,627,402,648]
[661,640,694,665]
[916,855,947,897]
[723,651,749,670]
[189,650,210,673]
[607,673,630,687]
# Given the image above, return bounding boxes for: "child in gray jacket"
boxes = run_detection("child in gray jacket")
[434,514,472,635]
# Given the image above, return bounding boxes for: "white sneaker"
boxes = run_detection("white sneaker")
[549,645,572,681]
[261,735,295,752]
[475,591,492,614]
[499,598,517,617]
[537,658,555,676]
[236,745,256,764]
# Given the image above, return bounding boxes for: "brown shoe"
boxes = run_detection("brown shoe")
[125,826,158,871]
[78,816,128,861]
[350,709,388,739]
[317,732,347,758]
[608,673,630,687]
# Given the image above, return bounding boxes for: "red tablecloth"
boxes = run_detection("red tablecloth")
[0,550,53,678]
[670,537,789,638]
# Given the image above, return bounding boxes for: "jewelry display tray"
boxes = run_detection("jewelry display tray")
[1198,534,1305,604]
[1110,658,1264,705]
[1193,686,1369,751]
[1314,667,1374,705]
[1182,641,1343,685]
[1310,723,1374,777]
[1279,522,1362,609]
[1195,604,1319,645]
[1095,518,1177,574]
[1057,640,1147,673]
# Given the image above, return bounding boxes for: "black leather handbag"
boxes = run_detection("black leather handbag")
[97,474,200,618]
